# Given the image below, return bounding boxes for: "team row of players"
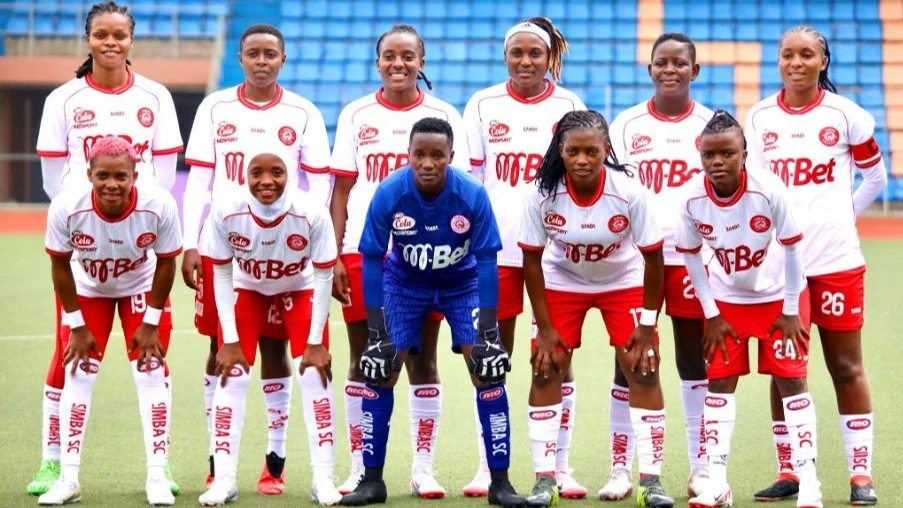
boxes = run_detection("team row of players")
[31,3,884,507]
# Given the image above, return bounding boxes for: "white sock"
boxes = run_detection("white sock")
[681,380,708,471]
[41,385,63,462]
[131,359,169,469]
[203,374,217,455]
[343,380,365,471]
[629,407,666,477]
[609,383,634,471]
[261,376,292,458]
[703,393,736,488]
[556,382,576,471]
[771,421,797,477]
[165,375,173,453]
[529,403,563,474]
[297,362,335,480]
[840,413,873,479]
[60,359,100,483]
[783,392,818,481]
[409,384,442,474]
[474,388,488,471]
[210,368,252,480]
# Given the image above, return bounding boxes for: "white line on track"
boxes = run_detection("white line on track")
[0,320,346,341]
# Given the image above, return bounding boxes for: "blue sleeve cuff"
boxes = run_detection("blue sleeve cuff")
[362,254,385,308]
[476,254,499,308]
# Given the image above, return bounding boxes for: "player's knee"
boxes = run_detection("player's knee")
[66,361,100,387]
[404,354,439,384]
[625,370,660,390]
[131,361,166,388]
[826,355,865,386]
[707,377,734,394]
[613,364,630,388]
[675,359,707,381]
[773,376,807,396]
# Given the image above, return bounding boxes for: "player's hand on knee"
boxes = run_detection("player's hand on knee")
[702,315,737,366]
[531,326,570,379]
[769,314,809,360]
[469,327,511,384]
[63,326,101,376]
[300,343,333,388]
[130,323,166,374]
[360,325,400,384]
[181,248,202,290]
[625,324,659,376]
[214,343,250,387]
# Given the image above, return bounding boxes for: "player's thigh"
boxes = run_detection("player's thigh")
[61,296,117,360]
[339,253,368,324]
[384,284,433,352]
[710,301,764,380]
[119,293,174,358]
[195,256,219,336]
[280,290,331,358]
[808,267,865,332]
[597,286,655,348]
[497,267,525,321]
[543,289,592,350]
[230,289,270,366]
[662,264,706,320]
[436,289,480,354]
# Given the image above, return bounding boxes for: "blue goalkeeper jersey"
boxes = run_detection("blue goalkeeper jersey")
[359,166,502,296]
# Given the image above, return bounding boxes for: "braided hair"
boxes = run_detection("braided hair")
[520,17,569,83]
[650,32,697,64]
[75,1,134,78]
[535,110,631,198]
[375,24,432,90]
[700,109,746,149]
[239,24,285,52]
[779,26,838,93]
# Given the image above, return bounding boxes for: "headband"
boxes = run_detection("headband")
[504,22,551,49]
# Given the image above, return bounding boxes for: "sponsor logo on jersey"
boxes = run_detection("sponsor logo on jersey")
[413,387,440,398]
[496,152,542,186]
[749,215,772,233]
[393,213,416,230]
[235,257,310,280]
[544,211,566,228]
[137,107,155,128]
[846,418,872,430]
[786,398,810,411]
[763,130,779,148]
[217,122,238,141]
[630,134,652,155]
[705,396,727,408]
[278,126,297,146]
[608,214,629,233]
[488,120,510,140]
[73,108,96,128]
[358,125,379,141]
[819,126,839,147]
[79,251,149,283]
[72,230,95,247]
[636,159,700,193]
[694,222,714,235]
[714,244,768,275]
[529,410,557,420]
[479,386,504,401]
[136,232,157,249]
[228,232,251,249]
[450,214,470,234]
[263,382,285,393]
[563,241,623,263]
[769,157,836,186]
[365,153,408,183]
[286,234,308,251]
[402,239,471,270]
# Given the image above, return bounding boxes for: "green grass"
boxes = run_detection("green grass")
[1,233,902,507]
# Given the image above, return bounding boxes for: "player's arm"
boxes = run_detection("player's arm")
[462,97,486,178]
[329,175,355,304]
[768,186,809,355]
[299,106,333,208]
[848,110,888,216]
[743,112,769,173]
[182,97,217,289]
[41,157,67,200]
[150,153,179,191]
[300,209,338,387]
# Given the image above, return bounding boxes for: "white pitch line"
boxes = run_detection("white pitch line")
[0,320,346,341]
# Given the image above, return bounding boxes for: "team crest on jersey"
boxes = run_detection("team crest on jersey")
[73,108,96,127]
[358,125,379,141]
[694,222,714,236]
[137,107,154,128]
[819,126,840,147]
[286,234,308,251]
[608,214,629,233]
[278,126,297,146]
[630,134,652,155]
[71,230,95,248]
[450,214,470,234]
[136,232,157,249]
[217,122,237,139]
[749,215,772,233]
[393,213,416,231]
[228,232,251,249]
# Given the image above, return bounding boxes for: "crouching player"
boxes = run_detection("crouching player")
[198,152,342,506]
[339,118,526,507]
[39,136,181,506]
[677,112,823,508]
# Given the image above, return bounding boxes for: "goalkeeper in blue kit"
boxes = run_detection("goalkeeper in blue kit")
[339,117,526,507]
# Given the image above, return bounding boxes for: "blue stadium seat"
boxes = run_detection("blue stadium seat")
[348,41,369,61]
[860,88,884,108]
[180,15,204,38]
[568,3,590,20]
[564,66,588,86]
[735,3,758,23]
[760,4,783,21]
[834,63,858,85]
[664,1,688,21]
[833,22,859,42]
[613,65,637,85]
[590,21,614,42]
[437,86,465,105]
[440,62,466,84]
[588,41,613,63]
[5,17,28,35]
[833,42,857,64]
[761,65,783,87]
[543,3,566,20]
[469,20,493,39]
[281,2,302,18]
[345,62,369,83]
[152,16,174,37]
[858,23,883,41]
[757,21,784,41]
[693,89,709,106]
[297,41,323,61]
[325,19,350,38]
[807,4,831,20]
[612,2,634,20]
[470,42,494,62]
[710,88,734,110]
[689,21,711,40]
[615,43,634,64]
[300,20,326,38]
[328,1,353,18]
[712,2,733,21]
[446,21,470,40]
[350,20,375,40]
[295,62,319,82]
[282,22,302,39]
[324,41,346,62]
[735,22,758,42]
[783,2,807,22]
[859,64,882,85]
[444,42,467,62]
[320,61,344,83]
[712,23,735,40]
[423,2,447,19]
[33,14,55,36]
[855,2,879,21]
[711,66,733,86]
[564,20,590,41]
[587,64,613,86]
[858,43,883,64]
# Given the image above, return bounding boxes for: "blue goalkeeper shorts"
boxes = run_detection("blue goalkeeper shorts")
[384,270,478,353]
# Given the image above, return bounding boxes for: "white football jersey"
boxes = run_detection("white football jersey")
[464,80,586,267]
[330,89,470,254]
[745,89,881,276]
[675,170,803,304]
[45,185,183,298]
[518,169,663,293]
[185,84,331,202]
[205,191,338,296]
[36,71,183,192]
[610,99,714,265]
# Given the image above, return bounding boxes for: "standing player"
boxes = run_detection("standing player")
[38,136,181,506]
[182,23,332,494]
[678,111,823,508]
[31,0,183,496]
[462,17,586,498]
[518,110,673,508]
[745,26,886,505]
[329,24,470,498]
[197,151,341,506]
[605,32,714,500]
[339,118,525,507]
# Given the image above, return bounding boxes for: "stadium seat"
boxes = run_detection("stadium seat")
[469,20,493,40]
[860,88,885,108]
[833,23,859,42]
[180,15,204,38]
[299,20,326,38]
[33,14,54,36]
[281,2,302,18]
[859,64,883,86]
[320,61,344,83]
[345,62,369,83]
[858,43,883,64]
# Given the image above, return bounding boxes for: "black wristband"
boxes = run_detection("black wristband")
[366,307,386,331]
[478,307,497,331]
